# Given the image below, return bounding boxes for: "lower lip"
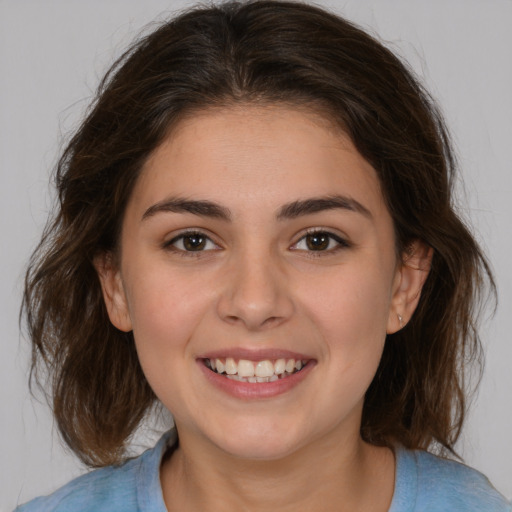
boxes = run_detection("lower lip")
[197,360,316,399]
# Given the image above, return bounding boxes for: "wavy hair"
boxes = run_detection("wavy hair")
[23,0,494,466]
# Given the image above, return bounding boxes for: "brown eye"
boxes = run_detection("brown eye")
[305,232,330,251]
[167,232,218,252]
[183,234,206,251]
[291,231,349,253]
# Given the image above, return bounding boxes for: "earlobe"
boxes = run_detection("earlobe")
[387,241,433,334]
[93,252,133,332]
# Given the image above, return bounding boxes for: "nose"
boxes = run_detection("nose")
[216,250,295,331]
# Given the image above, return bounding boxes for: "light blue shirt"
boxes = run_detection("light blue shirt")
[15,430,511,511]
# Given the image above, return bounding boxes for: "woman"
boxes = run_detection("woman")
[16,1,511,510]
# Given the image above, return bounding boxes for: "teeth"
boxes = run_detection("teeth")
[215,359,225,374]
[206,357,307,382]
[225,357,237,375]
[285,359,295,373]
[238,359,255,378]
[255,360,274,378]
[274,359,285,375]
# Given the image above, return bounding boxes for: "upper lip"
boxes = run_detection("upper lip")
[197,348,314,362]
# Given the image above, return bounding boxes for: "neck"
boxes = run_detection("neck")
[160,426,395,512]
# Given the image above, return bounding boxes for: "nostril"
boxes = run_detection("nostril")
[224,314,241,325]
[261,316,281,327]
[216,276,295,330]
[222,313,285,329]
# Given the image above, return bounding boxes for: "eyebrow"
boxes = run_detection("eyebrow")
[142,198,231,221]
[141,194,371,222]
[276,195,372,220]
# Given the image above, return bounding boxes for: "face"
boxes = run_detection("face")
[98,105,427,461]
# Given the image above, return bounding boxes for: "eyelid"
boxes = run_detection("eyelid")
[163,229,222,253]
[290,228,351,253]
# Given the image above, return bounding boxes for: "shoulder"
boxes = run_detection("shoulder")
[391,446,511,512]
[14,431,174,512]
[15,461,138,512]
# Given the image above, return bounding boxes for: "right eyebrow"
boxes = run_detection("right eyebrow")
[141,197,232,221]
[276,195,372,220]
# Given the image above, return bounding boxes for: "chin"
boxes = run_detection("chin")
[222,438,297,461]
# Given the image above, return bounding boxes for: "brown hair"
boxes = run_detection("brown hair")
[23,0,494,466]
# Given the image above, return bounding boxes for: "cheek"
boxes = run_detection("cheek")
[303,262,393,336]
[123,276,215,418]
[299,261,393,379]
[123,270,211,376]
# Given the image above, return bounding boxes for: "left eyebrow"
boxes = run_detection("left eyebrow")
[277,195,372,220]
[142,197,231,221]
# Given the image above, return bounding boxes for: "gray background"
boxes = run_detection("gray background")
[2,0,511,509]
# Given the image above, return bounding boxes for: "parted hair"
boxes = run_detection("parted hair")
[23,0,493,467]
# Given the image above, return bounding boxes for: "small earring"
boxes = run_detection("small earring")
[398,314,403,328]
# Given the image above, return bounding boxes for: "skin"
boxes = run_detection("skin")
[96,105,432,511]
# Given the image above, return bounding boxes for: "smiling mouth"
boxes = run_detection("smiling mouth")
[204,357,308,383]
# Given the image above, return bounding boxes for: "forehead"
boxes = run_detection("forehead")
[128,105,387,220]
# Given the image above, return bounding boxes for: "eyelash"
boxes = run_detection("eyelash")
[291,229,350,256]
[164,229,350,257]
[164,231,220,256]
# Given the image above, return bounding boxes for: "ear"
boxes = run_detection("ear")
[93,252,133,332]
[387,240,433,334]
